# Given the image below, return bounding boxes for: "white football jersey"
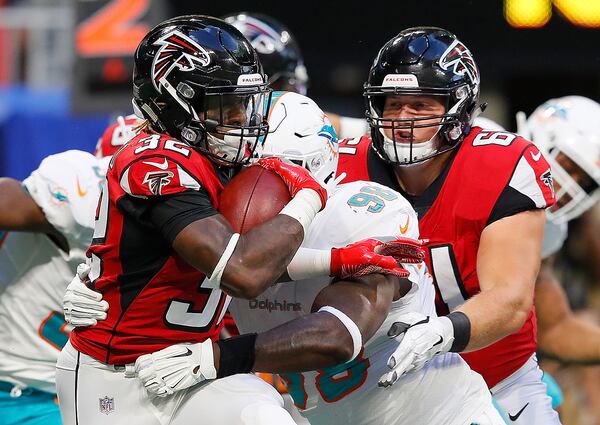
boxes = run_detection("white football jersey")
[541,218,568,260]
[230,181,492,425]
[0,150,107,392]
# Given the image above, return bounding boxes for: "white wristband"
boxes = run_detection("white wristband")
[279,188,322,235]
[206,233,240,289]
[318,306,362,361]
[287,247,331,280]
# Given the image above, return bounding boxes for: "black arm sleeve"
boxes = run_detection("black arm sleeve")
[148,189,219,243]
[487,185,537,226]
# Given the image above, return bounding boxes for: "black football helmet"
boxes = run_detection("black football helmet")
[223,12,308,95]
[132,15,272,166]
[365,27,482,165]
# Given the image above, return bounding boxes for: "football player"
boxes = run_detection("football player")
[0,150,108,425]
[518,96,600,364]
[223,12,368,139]
[55,17,414,425]
[94,114,139,158]
[69,91,506,424]
[335,27,559,423]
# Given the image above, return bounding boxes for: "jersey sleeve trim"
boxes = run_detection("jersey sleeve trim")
[148,189,218,244]
[487,143,554,226]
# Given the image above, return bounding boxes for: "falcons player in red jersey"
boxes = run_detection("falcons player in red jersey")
[55,16,415,425]
[337,27,559,423]
[94,114,139,158]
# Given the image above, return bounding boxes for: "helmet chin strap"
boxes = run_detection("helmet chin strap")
[206,130,251,164]
[379,125,441,164]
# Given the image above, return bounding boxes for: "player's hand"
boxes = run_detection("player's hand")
[379,312,454,387]
[63,263,108,327]
[331,238,407,279]
[135,341,217,397]
[254,157,328,210]
[375,237,426,264]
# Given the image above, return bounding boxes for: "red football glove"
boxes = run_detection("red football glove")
[254,157,327,210]
[375,237,427,264]
[331,238,411,279]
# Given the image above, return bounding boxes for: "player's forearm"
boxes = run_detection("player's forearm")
[222,215,304,299]
[538,316,600,363]
[457,285,532,352]
[219,274,399,374]
[0,178,53,232]
[251,313,355,373]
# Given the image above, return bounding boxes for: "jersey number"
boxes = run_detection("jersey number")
[429,244,469,312]
[164,278,231,332]
[472,131,517,147]
[38,311,69,350]
[134,135,191,157]
[281,352,370,409]
[347,185,398,213]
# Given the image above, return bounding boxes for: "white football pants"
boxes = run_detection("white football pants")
[55,340,296,425]
[491,355,562,424]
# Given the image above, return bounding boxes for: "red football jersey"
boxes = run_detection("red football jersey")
[94,115,140,158]
[71,132,232,364]
[338,127,555,388]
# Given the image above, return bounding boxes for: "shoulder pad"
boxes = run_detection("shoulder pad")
[305,180,418,248]
[22,150,106,250]
[113,133,211,198]
[508,143,555,209]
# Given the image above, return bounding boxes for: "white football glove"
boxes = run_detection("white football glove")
[63,263,108,327]
[378,312,454,387]
[135,341,217,398]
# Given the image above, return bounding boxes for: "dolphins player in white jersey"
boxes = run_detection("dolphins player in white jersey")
[518,96,600,377]
[517,96,600,365]
[0,150,108,425]
[71,91,505,424]
[471,100,600,417]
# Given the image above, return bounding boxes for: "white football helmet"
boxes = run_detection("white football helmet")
[261,91,340,192]
[517,96,600,224]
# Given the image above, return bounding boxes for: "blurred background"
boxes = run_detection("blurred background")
[1,0,600,423]
[1,0,599,178]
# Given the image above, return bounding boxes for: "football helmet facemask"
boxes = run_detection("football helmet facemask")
[132,15,272,166]
[518,96,600,224]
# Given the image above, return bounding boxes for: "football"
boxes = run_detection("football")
[219,165,291,233]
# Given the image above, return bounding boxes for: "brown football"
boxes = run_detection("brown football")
[219,166,291,233]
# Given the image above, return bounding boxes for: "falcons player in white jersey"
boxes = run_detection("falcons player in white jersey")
[69,91,505,424]
[0,150,108,425]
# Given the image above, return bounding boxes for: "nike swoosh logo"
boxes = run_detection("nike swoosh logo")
[172,348,193,358]
[143,158,169,170]
[508,402,529,421]
[399,215,410,235]
[76,177,87,197]
[531,151,542,161]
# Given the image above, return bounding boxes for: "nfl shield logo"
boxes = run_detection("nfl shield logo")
[99,396,114,415]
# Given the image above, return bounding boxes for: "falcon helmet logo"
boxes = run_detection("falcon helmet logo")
[151,30,211,93]
[143,170,175,195]
[438,40,479,85]
[233,16,284,54]
[540,169,555,197]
